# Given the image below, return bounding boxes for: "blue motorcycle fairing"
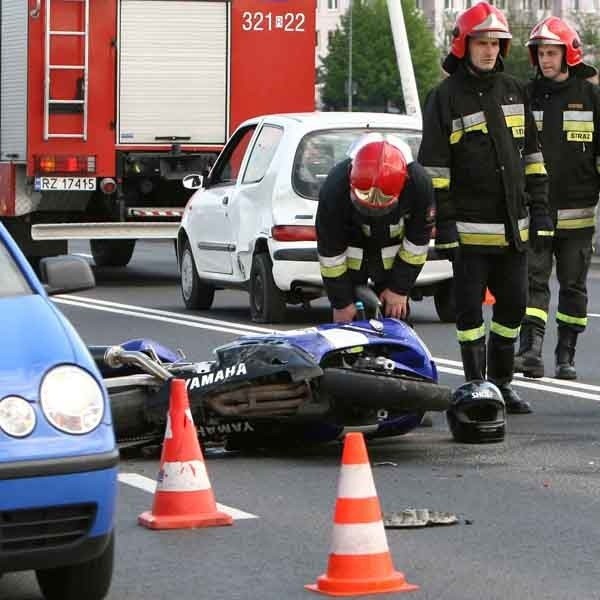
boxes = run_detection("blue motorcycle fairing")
[225,317,438,383]
[120,338,181,364]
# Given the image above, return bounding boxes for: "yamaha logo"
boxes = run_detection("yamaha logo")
[185,363,248,390]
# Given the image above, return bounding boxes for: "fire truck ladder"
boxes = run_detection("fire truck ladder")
[44,0,90,140]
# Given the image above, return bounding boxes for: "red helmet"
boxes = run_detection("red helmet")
[450,2,512,60]
[349,140,408,216]
[526,17,583,67]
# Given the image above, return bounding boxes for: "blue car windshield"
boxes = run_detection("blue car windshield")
[0,244,32,297]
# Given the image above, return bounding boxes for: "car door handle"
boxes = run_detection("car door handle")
[222,196,229,206]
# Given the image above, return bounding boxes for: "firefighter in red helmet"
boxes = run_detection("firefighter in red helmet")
[514,17,600,380]
[418,2,551,414]
[316,133,435,323]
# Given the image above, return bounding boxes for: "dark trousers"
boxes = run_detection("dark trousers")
[525,234,593,333]
[454,249,527,337]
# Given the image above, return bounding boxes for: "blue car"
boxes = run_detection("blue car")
[0,224,118,600]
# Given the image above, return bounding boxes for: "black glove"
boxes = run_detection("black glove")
[435,221,459,262]
[529,213,554,251]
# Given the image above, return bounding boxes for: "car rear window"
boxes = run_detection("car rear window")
[292,128,422,200]
[0,243,32,297]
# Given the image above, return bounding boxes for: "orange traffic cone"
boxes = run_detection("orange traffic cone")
[138,378,233,530]
[483,288,496,305]
[306,432,418,596]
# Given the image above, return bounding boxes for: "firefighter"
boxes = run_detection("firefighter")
[514,17,600,380]
[418,1,551,414]
[316,134,435,323]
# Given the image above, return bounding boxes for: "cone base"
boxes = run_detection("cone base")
[305,571,418,597]
[138,510,233,530]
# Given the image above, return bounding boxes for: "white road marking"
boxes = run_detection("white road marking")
[435,357,600,393]
[72,252,93,260]
[588,313,600,318]
[54,298,260,337]
[118,472,259,520]
[58,294,274,334]
[56,294,600,401]
[436,365,600,402]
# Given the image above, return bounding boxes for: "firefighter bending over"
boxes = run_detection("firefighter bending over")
[316,134,435,323]
[418,2,550,414]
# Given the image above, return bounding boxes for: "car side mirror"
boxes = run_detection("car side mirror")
[182,174,204,190]
[39,255,96,295]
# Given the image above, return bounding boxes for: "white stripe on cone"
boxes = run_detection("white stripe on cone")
[337,464,377,498]
[329,522,390,555]
[157,460,211,492]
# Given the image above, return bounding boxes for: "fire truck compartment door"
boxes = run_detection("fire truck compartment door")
[118,0,228,145]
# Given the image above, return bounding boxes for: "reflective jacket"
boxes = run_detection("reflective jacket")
[316,159,435,309]
[527,74,600,237]
[418,63,549,253]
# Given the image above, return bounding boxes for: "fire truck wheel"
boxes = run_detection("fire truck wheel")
[90,239,136,267]
[249,253,287,323]
[181,241,215,310]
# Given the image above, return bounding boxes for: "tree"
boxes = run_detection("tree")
[502,10,537,83]
[319,0,441,111]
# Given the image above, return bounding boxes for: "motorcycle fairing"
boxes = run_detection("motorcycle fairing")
[219,318,438,382]
[120,338,181,363]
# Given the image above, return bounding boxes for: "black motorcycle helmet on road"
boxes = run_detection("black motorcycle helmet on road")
[447,380,506,443]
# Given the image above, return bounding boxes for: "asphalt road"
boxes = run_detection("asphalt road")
[2,240,600,600]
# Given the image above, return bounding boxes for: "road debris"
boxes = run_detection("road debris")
[383,509,459,528]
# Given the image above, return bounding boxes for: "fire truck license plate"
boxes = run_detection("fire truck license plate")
[34,177,97,192]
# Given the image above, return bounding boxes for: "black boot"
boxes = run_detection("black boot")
[514,322,545,379]
[488,333,532,414]
[555,327,578,380]
[460,339,486,382]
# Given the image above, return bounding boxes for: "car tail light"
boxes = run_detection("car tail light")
[35,155,96,175]
[271,225,316,242]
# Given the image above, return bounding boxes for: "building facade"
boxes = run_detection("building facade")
[316,0,600,64]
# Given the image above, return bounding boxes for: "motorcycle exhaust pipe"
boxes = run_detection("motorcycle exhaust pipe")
[320,367,452,412]
[103,345,173,382]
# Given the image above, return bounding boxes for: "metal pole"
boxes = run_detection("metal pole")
[348,0,353,111]
[387,0,422,122]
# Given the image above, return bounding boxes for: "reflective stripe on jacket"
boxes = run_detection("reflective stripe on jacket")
[418,63,549,252]
[527,75,600,237]
[316,159,434,309]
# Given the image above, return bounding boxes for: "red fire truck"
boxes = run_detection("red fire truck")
[0,0,316,266]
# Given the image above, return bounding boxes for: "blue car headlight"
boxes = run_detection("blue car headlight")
[0,396,36,437]
[40,365,105,435]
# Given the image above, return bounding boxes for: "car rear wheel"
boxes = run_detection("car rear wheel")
[90,239,136,267]
[36,532,114,600]
[249,253,286,323]
[434,279,456,323]
[181,241,215,310]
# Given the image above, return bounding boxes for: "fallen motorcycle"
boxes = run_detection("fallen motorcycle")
[94,288,454,449]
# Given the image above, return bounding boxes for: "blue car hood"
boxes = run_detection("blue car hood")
[0,295,76,401]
